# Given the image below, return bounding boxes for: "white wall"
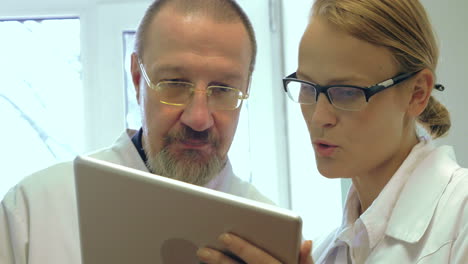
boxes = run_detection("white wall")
[423,0,468,167]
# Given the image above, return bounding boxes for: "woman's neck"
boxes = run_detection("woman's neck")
[352,134,419,214]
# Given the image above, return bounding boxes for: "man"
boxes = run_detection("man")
[0,0,271,263]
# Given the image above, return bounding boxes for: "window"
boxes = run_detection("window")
[123,31,140,130]
[0,18,82,198]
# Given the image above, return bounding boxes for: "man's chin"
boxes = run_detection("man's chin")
[147,148,224,186]
[171,148,216,164]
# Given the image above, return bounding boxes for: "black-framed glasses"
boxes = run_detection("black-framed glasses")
[138,59,248,110]
[283,71,420,111]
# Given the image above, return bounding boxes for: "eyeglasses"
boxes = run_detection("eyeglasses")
[282,71,420,111]
[138,60,248,110]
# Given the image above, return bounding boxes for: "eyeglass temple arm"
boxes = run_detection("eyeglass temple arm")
[378,71,445,91]
[377,72,418,89]
[137,59,153,87]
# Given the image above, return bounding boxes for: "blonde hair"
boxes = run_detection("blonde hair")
[312,0,450,138]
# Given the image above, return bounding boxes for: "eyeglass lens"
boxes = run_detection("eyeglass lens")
[156,82,242,110]
[286,81,367,111]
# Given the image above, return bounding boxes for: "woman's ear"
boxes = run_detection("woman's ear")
[407,68,434,117]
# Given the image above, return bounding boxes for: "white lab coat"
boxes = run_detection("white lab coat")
[313,144,467,263]
[0,130,273,264]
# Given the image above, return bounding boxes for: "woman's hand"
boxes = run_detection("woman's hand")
[299,240,314,264]
[196,233,314,264]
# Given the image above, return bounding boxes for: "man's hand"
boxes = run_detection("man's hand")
[196,233,314,264]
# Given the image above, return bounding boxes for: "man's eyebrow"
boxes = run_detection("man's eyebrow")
[296,70,366,86]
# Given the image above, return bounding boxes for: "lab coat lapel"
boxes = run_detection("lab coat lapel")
[385,146,460,243]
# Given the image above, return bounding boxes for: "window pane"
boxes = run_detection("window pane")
[123,31,140,129]
[122,31,252,182]
[0,18,82,198]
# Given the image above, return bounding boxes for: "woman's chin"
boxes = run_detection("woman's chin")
[317,165,351,179]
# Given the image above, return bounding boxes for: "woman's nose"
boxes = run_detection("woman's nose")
[309,94,337,129]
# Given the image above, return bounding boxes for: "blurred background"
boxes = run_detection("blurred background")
[1,0,467,242]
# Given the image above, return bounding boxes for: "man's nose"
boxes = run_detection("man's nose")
[180,90,214,132]
[310,94,337,129]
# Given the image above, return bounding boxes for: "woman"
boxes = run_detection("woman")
[196,0,467,263]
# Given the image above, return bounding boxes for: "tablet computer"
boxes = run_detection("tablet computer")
[74,155,302,264]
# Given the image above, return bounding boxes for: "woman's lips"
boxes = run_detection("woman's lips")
[313,140,338,157]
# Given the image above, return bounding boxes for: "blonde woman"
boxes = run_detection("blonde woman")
[196,0,467,263]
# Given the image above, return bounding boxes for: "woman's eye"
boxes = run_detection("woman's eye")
[338,88,359,97]
[300,84,315,95]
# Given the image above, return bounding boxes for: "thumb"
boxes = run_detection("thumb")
[299,240,314,264]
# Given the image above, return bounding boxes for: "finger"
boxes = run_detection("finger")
[218,233,281,264]
[299,240,314,264]
[197,247,240,264]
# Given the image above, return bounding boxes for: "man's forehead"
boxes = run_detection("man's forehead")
[149,6,245,34]
[153,1,242,24]
[147,10,245,47]
[151,63,245,81]
[143,13,250,66]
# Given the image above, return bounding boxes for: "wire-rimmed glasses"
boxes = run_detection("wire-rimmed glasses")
[138,60,248,110]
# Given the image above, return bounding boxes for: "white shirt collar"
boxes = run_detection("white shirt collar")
[203,159,233,192]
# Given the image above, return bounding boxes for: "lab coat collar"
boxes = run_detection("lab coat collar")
[385,145,460,243]
[203,159,232,192]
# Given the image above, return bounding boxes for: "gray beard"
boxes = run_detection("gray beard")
[146,146,223,186]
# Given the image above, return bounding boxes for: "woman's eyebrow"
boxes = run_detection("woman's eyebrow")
[296,70,366,85]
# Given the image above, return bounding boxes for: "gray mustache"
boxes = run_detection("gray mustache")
[167,126,218,146]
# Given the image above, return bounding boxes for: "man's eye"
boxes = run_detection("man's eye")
[162,78,188,83]
[217,86,231,92]
[211,87,234,95]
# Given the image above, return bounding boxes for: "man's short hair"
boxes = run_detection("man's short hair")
[134,0,257,74]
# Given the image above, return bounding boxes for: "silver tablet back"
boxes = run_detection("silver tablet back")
[74,155,302,264]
